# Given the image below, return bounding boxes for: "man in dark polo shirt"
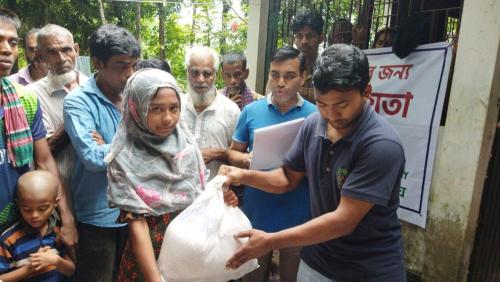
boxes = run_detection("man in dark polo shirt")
[221,44,406,282]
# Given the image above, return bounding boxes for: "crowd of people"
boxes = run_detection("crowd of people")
[0,6,406,282]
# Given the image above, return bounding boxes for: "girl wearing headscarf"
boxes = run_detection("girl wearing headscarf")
[107,69,237,282]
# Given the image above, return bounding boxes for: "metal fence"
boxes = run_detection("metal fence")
[275,0,463,50]
[259,0,462,94]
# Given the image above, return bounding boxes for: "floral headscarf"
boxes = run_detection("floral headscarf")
[106,68,206,216]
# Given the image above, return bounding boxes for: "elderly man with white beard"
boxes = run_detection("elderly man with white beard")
[181,46,240,181]
[27,24,88,208]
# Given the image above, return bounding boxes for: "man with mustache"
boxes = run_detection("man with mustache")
[27,24,88,204]
[181,46,240,180]
[220,51,263,110]
[222,44,406,282]
[0,8,76,253]
[292,10,324,103]
[8,28,47,85]
[228,46,317,282]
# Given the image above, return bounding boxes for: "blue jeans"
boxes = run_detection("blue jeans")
[297,260,335,282]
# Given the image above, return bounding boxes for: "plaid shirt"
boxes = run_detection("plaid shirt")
[298,74,315,104]
[220,84,264,110]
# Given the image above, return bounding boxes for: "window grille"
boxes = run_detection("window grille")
[276,0,462,50]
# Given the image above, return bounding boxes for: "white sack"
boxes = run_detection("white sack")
[158,175,259,282]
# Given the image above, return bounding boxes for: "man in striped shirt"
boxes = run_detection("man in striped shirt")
[0,171,75,281]
[27,24,88,208]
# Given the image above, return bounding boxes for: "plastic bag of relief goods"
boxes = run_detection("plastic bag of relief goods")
[157,175,259,282]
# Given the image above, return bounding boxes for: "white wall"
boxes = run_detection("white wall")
[403,0,500,280]
[245,0,268,94]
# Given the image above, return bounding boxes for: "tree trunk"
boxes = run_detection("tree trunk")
[6,0,17,14]
[97,0,107,24]
[220,0,230,54]
[190,5,197,46]
[135,2,142,47]
[41,0,50,25]
[158,3,166,60]
[113,1,125,27]
[203,6,211,47]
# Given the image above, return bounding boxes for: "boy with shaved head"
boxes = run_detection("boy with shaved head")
[0,171,75,282]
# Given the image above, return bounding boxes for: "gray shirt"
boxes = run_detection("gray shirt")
[284,103,406,281]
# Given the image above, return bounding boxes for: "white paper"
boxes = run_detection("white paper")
[250,118,304,170]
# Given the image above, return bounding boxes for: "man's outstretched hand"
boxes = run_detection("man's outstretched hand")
[219,165,246,189]
[226,229,272,269]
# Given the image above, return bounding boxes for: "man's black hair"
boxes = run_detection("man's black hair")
[136,58,171,73]
[221,51,247,70]
[89,24,140,64]
[0,8,21,30]
[291,10,324,35]
[271,46,306,74]
[312,44,369,94]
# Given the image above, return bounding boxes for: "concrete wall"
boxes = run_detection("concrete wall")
[403,0,500,280]
[245,0,268,94]
[245,0,500,280]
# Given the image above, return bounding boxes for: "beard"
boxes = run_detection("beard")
[188,81,217,108]
[47,69,77,90]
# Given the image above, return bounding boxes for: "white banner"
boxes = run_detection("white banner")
[364,42,452,228]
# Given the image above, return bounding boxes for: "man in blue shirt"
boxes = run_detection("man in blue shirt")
[228,46,316,282]
[222,44,406,282]
[64,24,139,282]
[0,8,76,254]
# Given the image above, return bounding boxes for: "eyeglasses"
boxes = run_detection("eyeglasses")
[222,71,245,80]
[188,68,215,79]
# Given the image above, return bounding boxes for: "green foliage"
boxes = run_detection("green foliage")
[164,13,192,87]
[0,0,249,89]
